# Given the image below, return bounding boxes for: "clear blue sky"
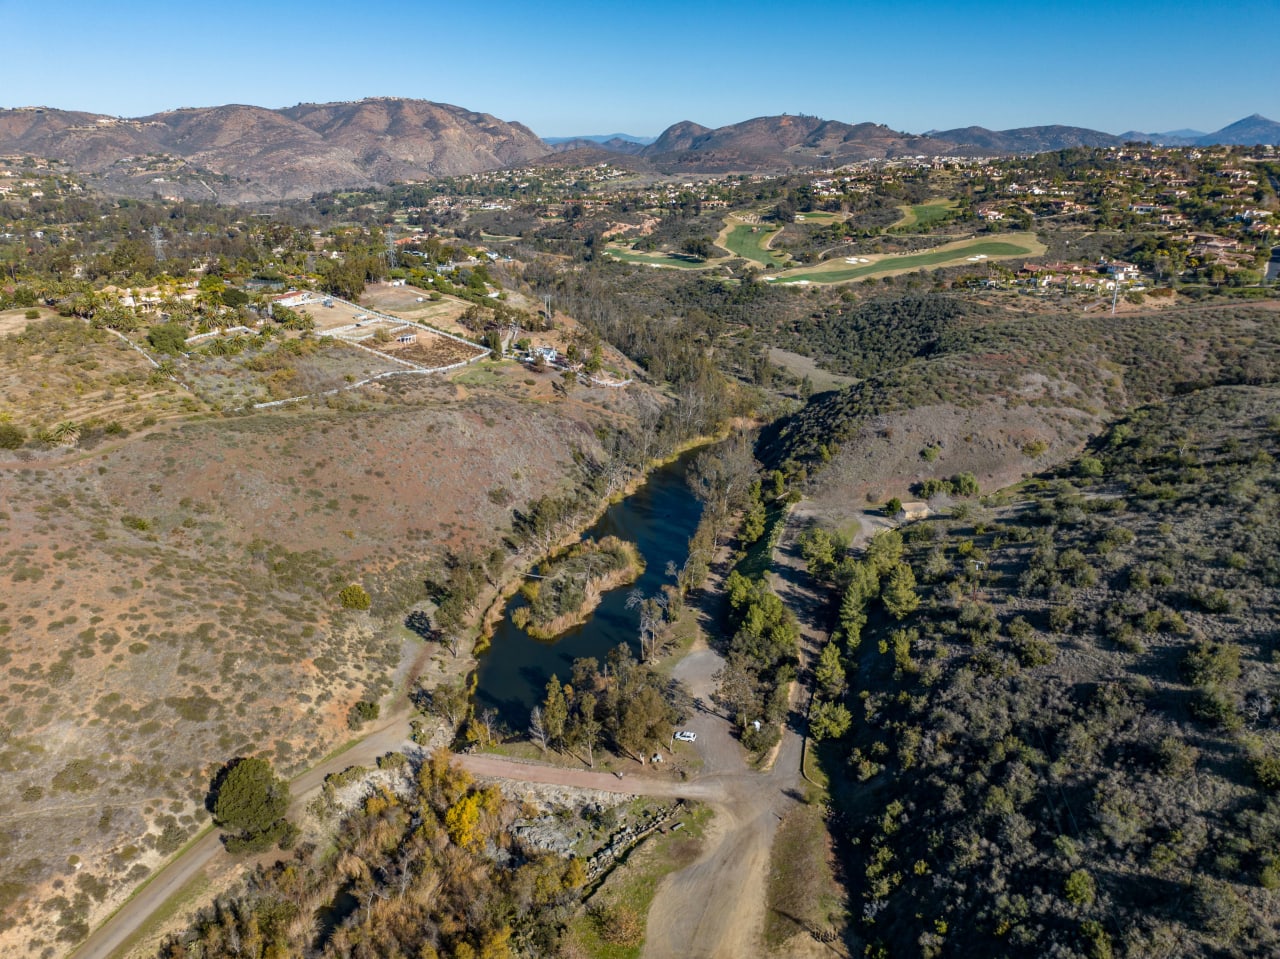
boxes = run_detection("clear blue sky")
[3,0,1276,137]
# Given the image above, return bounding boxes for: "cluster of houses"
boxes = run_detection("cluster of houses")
[1017,259,1142,292]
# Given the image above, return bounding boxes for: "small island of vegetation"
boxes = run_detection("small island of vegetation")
[512,536,644,639]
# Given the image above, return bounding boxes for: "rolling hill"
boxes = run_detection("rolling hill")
[0,99,550,202]
[3,100,1277,200]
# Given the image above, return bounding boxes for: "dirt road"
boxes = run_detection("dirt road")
[642,507,834,959]
[73,511,830,959]
[69,711,417,959]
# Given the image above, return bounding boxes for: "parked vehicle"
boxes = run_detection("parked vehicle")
[674,730,697,743]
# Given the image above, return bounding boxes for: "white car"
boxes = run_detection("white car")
[674,730,697,743]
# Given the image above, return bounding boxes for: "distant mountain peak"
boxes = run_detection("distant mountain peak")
[0,97,550,202]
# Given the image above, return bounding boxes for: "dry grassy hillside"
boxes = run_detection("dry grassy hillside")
[0,369,654,955]
[764,303,1280,534]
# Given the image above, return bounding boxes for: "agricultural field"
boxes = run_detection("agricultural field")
[774,235,1044,284]
[0,314,202,438]
[890,198,960,230]
[178,334,410,408]
[358,283,477,336]
[374,327,488,369]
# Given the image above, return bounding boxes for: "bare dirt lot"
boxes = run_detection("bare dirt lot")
[361,326,487,369]
[0,306,57,337]
[358,284,473,335]
[296,297,366,333]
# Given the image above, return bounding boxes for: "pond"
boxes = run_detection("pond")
[473,448,705,731]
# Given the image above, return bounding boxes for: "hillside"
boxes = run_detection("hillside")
[0,367,667,954]
[641,115,943,171]
[0,99,550,202]
[929,123,1127,153]
[809,384,1280,956]
[761,302,1280,526]
[1197,113,1280,146]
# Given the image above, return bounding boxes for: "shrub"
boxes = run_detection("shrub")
[1250,753,1280,792]
[1064,869,1097,907]
[210,757,293,852]
[0,423,25,450]
[1181,640,1241,687]
[339,584,371,610]
[146,322,189,355]
[347,699,380,730]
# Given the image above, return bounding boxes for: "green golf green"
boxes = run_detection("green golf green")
[722,222,786,266]
[603,246,711,269]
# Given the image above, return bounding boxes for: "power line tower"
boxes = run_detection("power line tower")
[151,225,166,263]
[385,229,397,273]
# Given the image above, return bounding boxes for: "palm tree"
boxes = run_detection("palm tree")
[51,421,80,446]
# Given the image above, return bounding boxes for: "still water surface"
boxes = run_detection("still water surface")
[474,449,704,729]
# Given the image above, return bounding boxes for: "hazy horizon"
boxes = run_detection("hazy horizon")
[3,0,1276,139]
[2,96,1276,143]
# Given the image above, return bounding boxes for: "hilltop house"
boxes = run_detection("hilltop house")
[272,290,310,308]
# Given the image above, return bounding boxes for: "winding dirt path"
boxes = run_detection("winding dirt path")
[69,710,417,959]
[72,509,832,959]
[641,512,824,959]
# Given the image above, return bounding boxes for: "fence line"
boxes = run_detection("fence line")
[320,296,488,350]
[251,352,487,409]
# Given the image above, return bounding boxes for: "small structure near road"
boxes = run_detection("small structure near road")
[895,501,931,523]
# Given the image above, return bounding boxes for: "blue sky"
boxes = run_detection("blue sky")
[2,0,1276,136]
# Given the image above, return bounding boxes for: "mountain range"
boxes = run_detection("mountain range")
[0,98,1276,203]
[0,99,547,202]
[1119,114,1280,147]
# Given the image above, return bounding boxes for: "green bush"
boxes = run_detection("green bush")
[0,422,25,450]
[1064,869,1096,907]
[338,583,371,610]
[210,757,294,853]
[1181,641,1241,687]
[1250,754,1280,792]
[347,699,380,730]
[147,322,190,355]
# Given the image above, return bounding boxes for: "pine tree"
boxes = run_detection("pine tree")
[542,675,567,750]
[882,562,921,620]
